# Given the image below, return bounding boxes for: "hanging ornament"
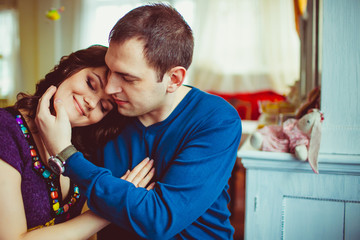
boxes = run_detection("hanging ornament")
[46,6,65,21]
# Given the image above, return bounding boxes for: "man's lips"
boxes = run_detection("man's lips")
[113,98,128,105]
[73,96,86,116]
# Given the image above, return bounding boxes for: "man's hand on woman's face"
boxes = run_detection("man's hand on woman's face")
[121,157,156,190]
[35,86,72,155]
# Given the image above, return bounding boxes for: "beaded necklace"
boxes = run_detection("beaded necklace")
[15,112,80,218]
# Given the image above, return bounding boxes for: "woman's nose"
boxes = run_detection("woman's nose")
[84,95,99,110]
[105,72,122,95]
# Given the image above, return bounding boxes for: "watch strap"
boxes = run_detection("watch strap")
[57,145,78,163]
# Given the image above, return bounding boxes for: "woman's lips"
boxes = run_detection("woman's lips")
[73,96,86,116]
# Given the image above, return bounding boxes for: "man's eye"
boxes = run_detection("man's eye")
[87,78,95,90]
[122,76,133,83]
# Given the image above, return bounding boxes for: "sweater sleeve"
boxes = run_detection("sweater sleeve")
[64,110,242,239]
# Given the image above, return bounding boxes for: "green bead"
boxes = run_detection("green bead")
[42,170,51,178]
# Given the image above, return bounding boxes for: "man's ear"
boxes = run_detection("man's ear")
[167,66,186,93]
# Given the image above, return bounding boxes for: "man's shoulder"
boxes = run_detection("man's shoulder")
[184,87,240,118]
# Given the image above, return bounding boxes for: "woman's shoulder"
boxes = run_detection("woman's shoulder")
[0,107,28,173]
[0,108,20,134]
[0,107,15,120]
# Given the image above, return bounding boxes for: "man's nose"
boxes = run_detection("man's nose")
[105,72,122,95]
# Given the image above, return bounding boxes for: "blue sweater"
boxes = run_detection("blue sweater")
[64,87,242,239]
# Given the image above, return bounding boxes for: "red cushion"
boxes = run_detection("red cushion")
[208,90,286,120]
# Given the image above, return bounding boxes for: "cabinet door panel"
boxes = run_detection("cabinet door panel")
[283,197,344,240]
[345,202,360,240]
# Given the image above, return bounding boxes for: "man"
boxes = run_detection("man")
[36,3,242,239]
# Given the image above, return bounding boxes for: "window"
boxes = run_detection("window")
[0,9,19,102]
[75,0,299,94]
[75,0,194,49]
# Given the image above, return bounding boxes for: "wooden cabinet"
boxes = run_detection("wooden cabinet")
[238,140,360,240]
[229,160,246,240]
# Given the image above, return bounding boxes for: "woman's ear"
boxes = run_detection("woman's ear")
[167,66,186,93]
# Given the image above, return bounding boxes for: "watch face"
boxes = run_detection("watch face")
[48,156,65,175]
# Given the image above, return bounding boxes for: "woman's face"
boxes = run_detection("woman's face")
[54,66,114,127]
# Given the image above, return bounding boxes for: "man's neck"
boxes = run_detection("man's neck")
[138,85,191,127]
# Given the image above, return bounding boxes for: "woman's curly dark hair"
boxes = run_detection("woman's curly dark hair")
[14,45,126,161]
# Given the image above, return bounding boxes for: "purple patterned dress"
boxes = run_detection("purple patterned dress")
[0,108,85,230]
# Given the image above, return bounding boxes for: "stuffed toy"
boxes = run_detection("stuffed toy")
[250,109,324,173]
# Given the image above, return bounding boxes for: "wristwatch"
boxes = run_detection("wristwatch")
[48,145,78,175]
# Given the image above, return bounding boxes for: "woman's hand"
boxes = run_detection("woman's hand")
[121,157,155,190]
[35,86,72,156]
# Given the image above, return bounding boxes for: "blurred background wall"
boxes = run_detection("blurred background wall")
[0,0,300,105]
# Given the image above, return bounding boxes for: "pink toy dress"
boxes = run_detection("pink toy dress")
[258,118,309,154]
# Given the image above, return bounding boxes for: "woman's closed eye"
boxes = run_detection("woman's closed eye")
[86,77,95,90]
[100,100,113,113]
[100,101,107,113]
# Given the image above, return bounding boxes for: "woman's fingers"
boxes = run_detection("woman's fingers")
[138,168,155,188]
[53,98,70,124]
[120,170,130,180]
[147,182,155,190]
[126,158,151,182]
[35,86,57,123]
[130,159,154,187]
[122,158,155,188]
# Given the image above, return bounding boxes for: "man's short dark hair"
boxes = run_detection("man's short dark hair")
[109,3,194,81]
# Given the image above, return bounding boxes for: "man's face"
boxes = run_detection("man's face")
[105,39,170,124]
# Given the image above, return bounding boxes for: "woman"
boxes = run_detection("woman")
[0,45,155,239]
